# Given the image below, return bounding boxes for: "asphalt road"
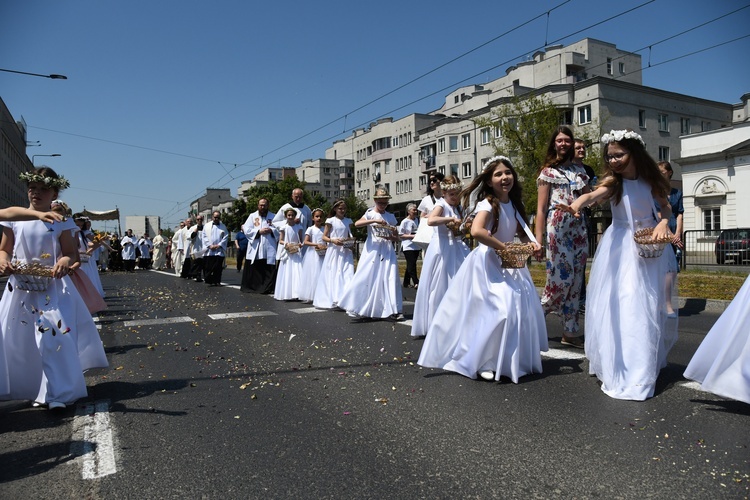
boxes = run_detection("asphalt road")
[0,269,748,499]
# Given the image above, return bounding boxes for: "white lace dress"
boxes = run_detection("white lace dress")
[313,217,354,309]
[274,223,304,301]
[297,225,325,303]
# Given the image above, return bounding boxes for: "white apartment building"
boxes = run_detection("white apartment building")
[297,158,354,202]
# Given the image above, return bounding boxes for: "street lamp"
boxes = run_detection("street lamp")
[0,68,67,80]
[32,154,61,165]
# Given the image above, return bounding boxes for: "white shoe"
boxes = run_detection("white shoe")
[667,311,678,319]
[48,402,66,410]
[32,401,42,408]
[479,370,495,381]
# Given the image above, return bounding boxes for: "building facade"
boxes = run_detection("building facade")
[1,97,32,208]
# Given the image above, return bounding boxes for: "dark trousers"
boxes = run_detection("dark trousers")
[403,250,420,287]
[236,247,247,271]
[123,258,136,273]
[191,257,205,281]
[181,257,193,278]
[204,255,224,284]
[240,259,276,294]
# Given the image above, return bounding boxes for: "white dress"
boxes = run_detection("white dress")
[338,209,403,319]
[298,225,325,303]
[80,229,105,297]
[416,194,440,248]
[684,275,750,404]
[274,223,304,301]
[410,199,470,337]
[313,217,354,309]
[418,200,548,383]
[0,219,108,405]
[585,178,679,401]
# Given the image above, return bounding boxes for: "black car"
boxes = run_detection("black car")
[715,228,750,265]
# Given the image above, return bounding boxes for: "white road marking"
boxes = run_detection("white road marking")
[541,348,587,360]
[123,316,194,327]
[679,381,704,392]
[72,400,117,480]
[399,319,413,327]
[403,300,414,306]
[208,311,278,320]
[290,307,327,314]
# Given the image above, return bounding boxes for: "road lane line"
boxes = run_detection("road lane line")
[72,400,117,480]
[208,311,278,320]
[123,316,194,327]
[541,348,587,360]
[290,307,327,314]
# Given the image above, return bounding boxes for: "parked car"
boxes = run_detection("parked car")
[715,228,750,265]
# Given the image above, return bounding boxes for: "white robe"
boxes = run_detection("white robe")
[243,211,279,264]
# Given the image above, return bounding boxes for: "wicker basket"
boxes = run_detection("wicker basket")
[633,227,672,258]
[284,242,301,255]
[340,237,356,248]
[13,262,54,291]
[315,246,328,256]
[495,243,534,269]
[79,254,90,263]
[445,220,464,238]
[372,224,399,240]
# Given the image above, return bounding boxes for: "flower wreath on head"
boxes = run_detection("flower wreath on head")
[483,155,513,170]
[601,130,645,147]
[440,180,463,192]
[19,171,70,189]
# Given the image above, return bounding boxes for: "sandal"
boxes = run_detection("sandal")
[560,336,584,349]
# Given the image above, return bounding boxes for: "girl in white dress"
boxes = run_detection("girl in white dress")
[338,189,403,319]
[414,172,445,250]
[684,274,750,404]
[418,156,547,382]
[0,167,108,409]
[75,216,105,298]
[411,176,470,338]
[313,200,355,310]
[274,208,304,301]
[298,209,326,303]
[563,130,678,401]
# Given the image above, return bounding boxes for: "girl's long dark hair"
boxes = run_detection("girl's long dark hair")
[426,171,445,197]
[461,158,528,235]
[539,126,575,173]
[598,138,670,204]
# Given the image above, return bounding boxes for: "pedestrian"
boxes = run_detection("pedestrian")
[273,188,313,232]
[202,211,228,286]
[152,229,167,270]
[187,215,205,281]
[417,156,547,383]
[683,274,750,405]
[234,229,248,273]
[180,218,195,279]
[171,221,186,275]
[121,229,137,273]
[313,199,354,310]
[562,129,678,401]
[73,214,106,298]
[274,208,304,301]
[573,139,597,313]
[398,203,420,289]
[137,233,153,270]
[338,189,402,320]
[240,198,278,294]
[410,176,470,338]
[109,233,123,271]
[297,208,326,303]
[657,161,684,317]
[534,126,590,348]
[0,167,108,409]
[165,236,172,269]
[414,171,445,249]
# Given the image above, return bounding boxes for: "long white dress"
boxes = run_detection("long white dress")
[0,219,108,405]
[684,275,750,404]
[338,209,403,319]
[313,217,354,309]
[298,225,325,303]
[274,223,304,301]
[410,199,470,337]
[80,229,105,297]
[418,200,547,382]
[585,178,679,401]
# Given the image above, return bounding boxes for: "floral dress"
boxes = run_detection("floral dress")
[537,164,589,334]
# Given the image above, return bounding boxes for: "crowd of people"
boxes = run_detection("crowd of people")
[0,127,747,410]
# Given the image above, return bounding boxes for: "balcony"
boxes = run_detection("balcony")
[339,171,353,179]
[421,155,436,173]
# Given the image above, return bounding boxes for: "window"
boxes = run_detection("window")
[324,179,331,186]
[480,128,491,145]
[462,162,472,178]
[454,95,459,104]
[494,126,502,138]
[507,118,518,130]
[638,110,646,128]
[384,183,390,194]
[385,160,390,174]
[449,136,458,152]
[396,181,401,194]
[419,175,427,188]
[438,138,445,154]
[559,110,572,125]
[658,146,670,161]
[680,118,691,135]
[606,58,613,75]
[701,121,711,132]
[408,156,412,169]
[438,166,446,175]
[450,164,459,176]
[658,114,669,132]
[619,62,625,74]
[462,133,471,150]
[578,105,592,125]
[704,208,721,236]
[408,179,412,192]
[392,136,399,147]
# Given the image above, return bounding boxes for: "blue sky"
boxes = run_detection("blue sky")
[2,0,748,231]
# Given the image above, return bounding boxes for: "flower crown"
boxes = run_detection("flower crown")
[483,155,513,169]
[601,130,645,147]
[19,171,70,189]
[440,181,463,191]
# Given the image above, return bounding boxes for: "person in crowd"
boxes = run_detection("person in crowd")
[72,215,105,298]
[152,229,167,270]
[121,229,137,273]
[172,221,186,275]
[234,228,248,273]
[418,156,547,383]
[338,189,402,320]
[415,171,446,250]
[573,139,597,313]
[0,167,107,409]
[297,208,326,303]
[273,188,313,232]
[657,160,684,317]
[274,208,304,300]
[202,211,228,286]
[187,215,205,281]
[109,233,123,271]
[241,198,278,294]
[165,235,172,270]
[410,176,470,338]
[137,232,153,270]
[65,210,106,314]
[398,203,420,289]
[561,129,677,401]
[534,126,590,348]
[313,199,354,310]
[180,218,195,279]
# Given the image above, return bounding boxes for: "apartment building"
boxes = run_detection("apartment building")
[0,97,32,208]
[297,158,354,202]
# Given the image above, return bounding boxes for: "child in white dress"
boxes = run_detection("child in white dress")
[338,189,403,320]
[563,130,678,401]
[274,208,304,301]
[0,167,108,409]
[313,200,355,309]
[298,209,326,303]
[411,176,470,338]
[418,157,547,382]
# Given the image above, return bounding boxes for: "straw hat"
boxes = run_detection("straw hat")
[373,188,391,200]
